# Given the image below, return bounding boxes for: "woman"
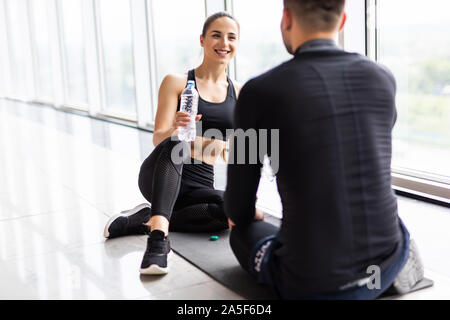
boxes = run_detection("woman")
[103,12,262,275]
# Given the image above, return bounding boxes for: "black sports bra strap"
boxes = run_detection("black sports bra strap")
[187,68,236,99]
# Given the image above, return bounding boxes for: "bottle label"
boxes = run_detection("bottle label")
[180,95,194,114]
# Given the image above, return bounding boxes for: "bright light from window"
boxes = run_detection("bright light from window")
[233,0,291,82]
[378,0,450,181]
[98,0,136,115]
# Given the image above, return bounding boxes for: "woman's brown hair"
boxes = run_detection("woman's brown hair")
[201,11,240,37]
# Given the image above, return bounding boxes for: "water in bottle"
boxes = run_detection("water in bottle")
[178,80,199,142]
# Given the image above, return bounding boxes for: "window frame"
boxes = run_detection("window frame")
[0,0,12,98]
[56,0,90,111]
[3,0,36,101]
[0,0,447,203]
[28,0,56,104]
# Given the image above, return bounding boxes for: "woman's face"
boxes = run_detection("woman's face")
[200,17,239,65]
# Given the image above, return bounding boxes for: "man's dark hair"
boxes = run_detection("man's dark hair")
[283,0,346,32]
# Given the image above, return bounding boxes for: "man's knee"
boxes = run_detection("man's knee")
[229,226,250,268]
[229,224,253,257]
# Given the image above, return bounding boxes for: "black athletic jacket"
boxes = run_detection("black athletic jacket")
[224,39,404,293]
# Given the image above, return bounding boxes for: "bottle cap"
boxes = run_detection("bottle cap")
[209,235,219,241]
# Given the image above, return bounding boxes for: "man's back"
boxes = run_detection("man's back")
[227,39,403,293]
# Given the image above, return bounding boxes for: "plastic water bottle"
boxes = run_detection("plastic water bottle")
[178,80,199,142]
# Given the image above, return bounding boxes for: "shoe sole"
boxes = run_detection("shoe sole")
[139,250,173,275]
[103,203,151,238]
[391,239,424,294]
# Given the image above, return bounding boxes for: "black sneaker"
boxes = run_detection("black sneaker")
[140,230,172,275]
[103,203,151,239]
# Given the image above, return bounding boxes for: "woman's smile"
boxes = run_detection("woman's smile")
[215,49,231,57]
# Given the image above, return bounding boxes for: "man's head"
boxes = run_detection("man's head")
[281,0,346,54]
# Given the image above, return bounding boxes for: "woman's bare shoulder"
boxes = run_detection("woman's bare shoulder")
[160,73,188,93]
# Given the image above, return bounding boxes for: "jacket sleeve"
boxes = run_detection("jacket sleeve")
[224,81,263,227]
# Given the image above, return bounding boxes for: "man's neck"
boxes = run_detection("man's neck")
[291,32,338,54]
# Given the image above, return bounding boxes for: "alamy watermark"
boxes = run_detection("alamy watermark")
[170,122,280,175]
[340,265,381,291]
[366,265,381,290]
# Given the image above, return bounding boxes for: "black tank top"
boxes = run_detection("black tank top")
[177,69,236,141]
[177,69,237,189]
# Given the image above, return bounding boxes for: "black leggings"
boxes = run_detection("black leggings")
[138,137,228,232]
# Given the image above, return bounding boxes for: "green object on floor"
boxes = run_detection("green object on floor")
[209,235,219,241]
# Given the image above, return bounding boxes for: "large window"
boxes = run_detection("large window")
[59,0,88,107]
[377,0,450,182]
[30,0,53,101]
[98,0,136,116]
[232,0,291,82]
[149,0,206,88]
[0,0,9,97]
[4,0,33,98]
[0,0,448,191]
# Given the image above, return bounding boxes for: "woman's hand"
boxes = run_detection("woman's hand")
[173,111,202,130]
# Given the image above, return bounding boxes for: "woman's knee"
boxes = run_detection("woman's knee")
[161,137,190,166]
[138,137,187,184]
[137,137,185,201]
[138,156,155,202]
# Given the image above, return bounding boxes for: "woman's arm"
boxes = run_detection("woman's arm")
[153,74,203,147]
[152,74,184,146]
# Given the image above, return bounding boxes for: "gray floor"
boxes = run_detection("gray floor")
[0,99,449,300]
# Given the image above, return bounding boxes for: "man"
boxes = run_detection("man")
[224,0,424,299]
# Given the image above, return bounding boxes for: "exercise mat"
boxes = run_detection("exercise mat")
[169,214,280,299]
[169,214,433,300]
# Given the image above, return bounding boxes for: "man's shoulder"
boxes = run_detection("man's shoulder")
[241,59,295,92]
[240,51,395,94]
[343,52,393,74]
[345,53,396,87]
[242,51,373,86]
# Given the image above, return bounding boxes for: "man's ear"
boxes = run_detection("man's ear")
[338,12,347,32]
[200,34,204,48]
[281,7,293,32]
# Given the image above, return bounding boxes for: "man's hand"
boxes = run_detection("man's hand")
[255,207,265,221]
[228,208,265,231]
[228,218,235,231]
